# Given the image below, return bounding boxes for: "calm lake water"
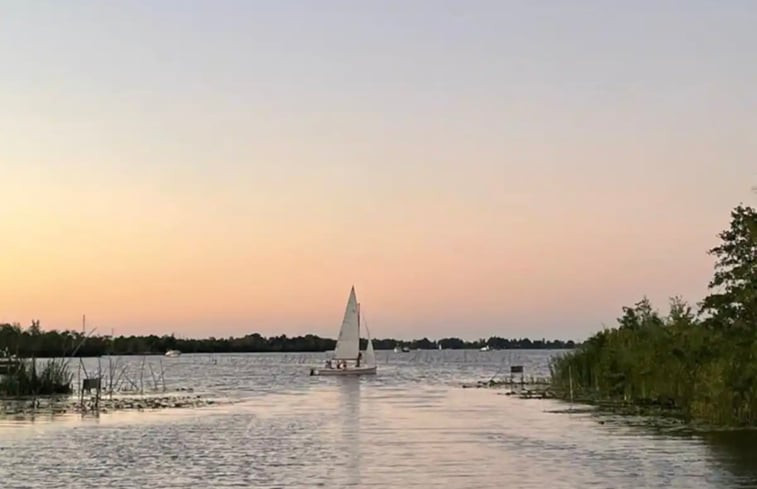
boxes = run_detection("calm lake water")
[1,350,756,488]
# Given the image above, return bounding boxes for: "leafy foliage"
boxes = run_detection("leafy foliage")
[551,205,757,426]
[701,204,757,328]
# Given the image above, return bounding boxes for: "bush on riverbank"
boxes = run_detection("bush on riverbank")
[551,205,757,427]
[0,358,73,396]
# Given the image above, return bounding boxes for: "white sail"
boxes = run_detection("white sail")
[364,333,376,367]
[361,305,376,367]
[333,286,360,360]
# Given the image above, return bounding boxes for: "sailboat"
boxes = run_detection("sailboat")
[310,286,377,376]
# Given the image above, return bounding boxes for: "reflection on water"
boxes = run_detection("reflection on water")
[701,431,757,485]
[340,378,361,487]
[0,350,755,488]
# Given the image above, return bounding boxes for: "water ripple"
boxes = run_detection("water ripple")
[1,351,756,488]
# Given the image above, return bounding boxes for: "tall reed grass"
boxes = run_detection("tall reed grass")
[0,358,73,396]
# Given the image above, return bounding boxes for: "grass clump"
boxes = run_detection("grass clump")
[0,358,73,397]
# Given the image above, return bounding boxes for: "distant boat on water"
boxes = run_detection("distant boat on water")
[310,286,377,376]
[165,350,181,357]
[479,345,491,352]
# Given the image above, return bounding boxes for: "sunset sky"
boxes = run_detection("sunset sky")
[1,2,755,340]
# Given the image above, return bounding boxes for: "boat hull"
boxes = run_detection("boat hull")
[310,366,377,376]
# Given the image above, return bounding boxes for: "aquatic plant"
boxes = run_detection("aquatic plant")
[550,205,757,427]
[0,358,73,397]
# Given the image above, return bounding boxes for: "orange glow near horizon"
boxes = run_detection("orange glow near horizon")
[1,3,754,340]
[0,165,729,339]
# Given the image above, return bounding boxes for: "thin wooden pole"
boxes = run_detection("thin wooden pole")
[159,359,166,392]
[148,362,158,391]
[139,356,145,396]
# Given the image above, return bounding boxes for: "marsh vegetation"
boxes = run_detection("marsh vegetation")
[0,357,72,396]
[551,205,757,426]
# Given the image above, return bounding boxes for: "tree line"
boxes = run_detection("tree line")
[0,324,576,358]
[550,204,757,427]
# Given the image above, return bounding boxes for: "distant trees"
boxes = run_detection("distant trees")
[0,328,343,357]
[439,337,466,349]
[371,336,575,351]
[485,336,575,350]
[0,323,576,358]
[551,204,757,427]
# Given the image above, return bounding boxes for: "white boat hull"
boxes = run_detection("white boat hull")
[310,365,377,376]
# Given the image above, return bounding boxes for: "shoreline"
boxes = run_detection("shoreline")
[466,378,757,433]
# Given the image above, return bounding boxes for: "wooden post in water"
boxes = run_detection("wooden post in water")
[569,365,574,410]
[108,356,114,400]
[159,359,166,392]
[79,358,88,412]
[95,356,102,412]
[148,362,159,391]
[108,327,114,399]
[139,356,145,396]
[31,355,37,414]
[76,360,81,406]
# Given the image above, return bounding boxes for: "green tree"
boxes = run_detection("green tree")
[700,205,757,328]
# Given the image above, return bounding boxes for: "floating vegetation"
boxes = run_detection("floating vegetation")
[462,373,558,400]
[462,377,550,389]
[0,391,233,418]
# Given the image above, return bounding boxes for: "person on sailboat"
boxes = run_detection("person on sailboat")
[356,351,362,367]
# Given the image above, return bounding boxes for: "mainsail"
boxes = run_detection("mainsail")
[333,286,360,360]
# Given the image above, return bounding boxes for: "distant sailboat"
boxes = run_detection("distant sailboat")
[311,286,377,376]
